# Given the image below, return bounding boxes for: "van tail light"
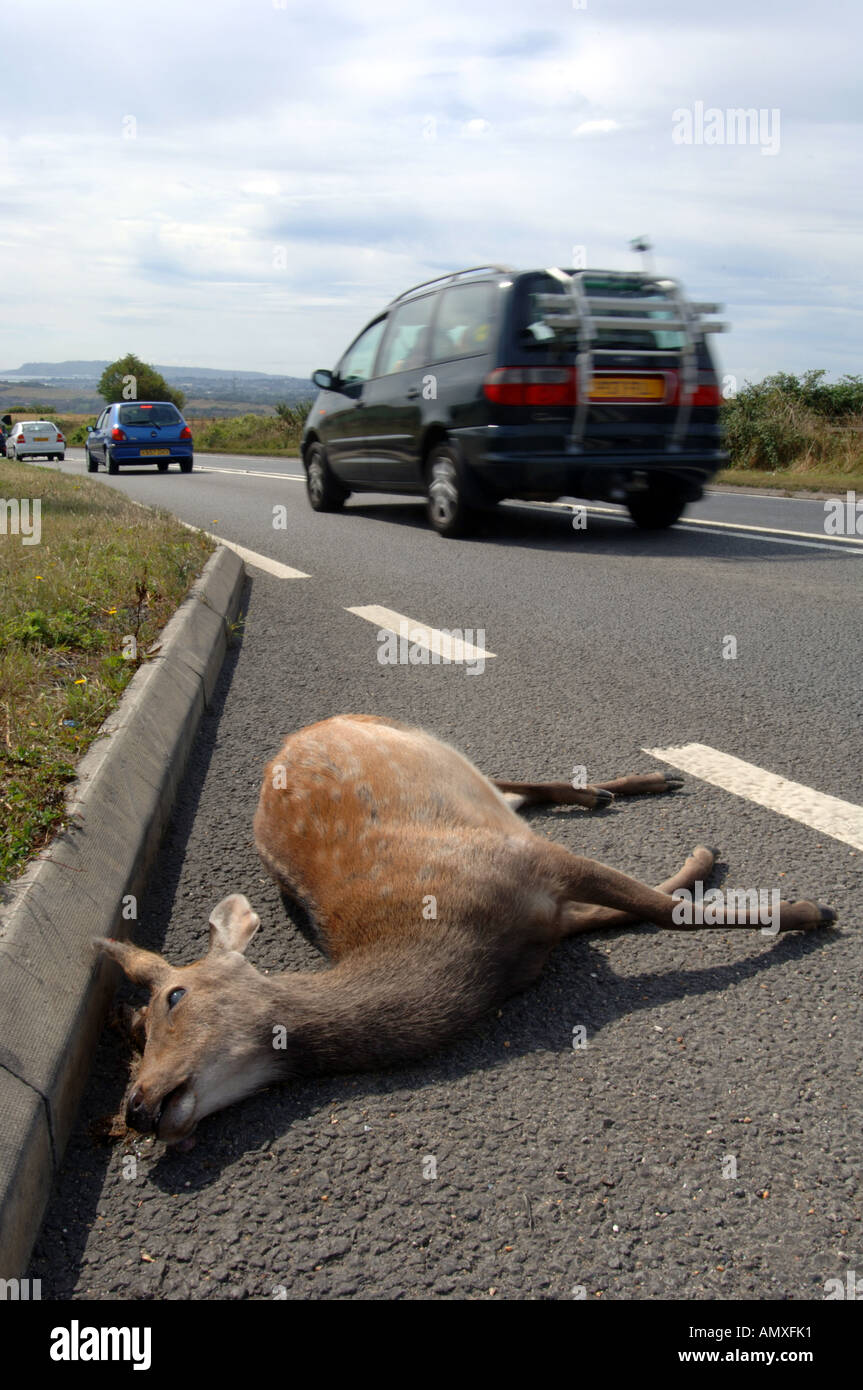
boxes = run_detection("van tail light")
[691,378,722,406]
[180,426,192,440]
[111,427,127,441]
[56,433,65,443]
[483,367,576,406]
[669,372,722,406]
[15,432,25,441]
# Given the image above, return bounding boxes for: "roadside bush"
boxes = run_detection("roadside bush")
[722,372,863,474]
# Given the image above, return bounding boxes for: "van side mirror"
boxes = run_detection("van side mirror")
[312,369,335,391]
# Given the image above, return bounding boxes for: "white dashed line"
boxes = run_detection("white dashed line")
[644,742,863,852]
[179,521,310,578]
[346,605,496,662]
[195,465,304,481]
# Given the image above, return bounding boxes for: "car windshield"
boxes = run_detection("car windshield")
[118,404,181,426]
[518,273,686,351]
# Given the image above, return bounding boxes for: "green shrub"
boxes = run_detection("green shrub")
[721,372,863,473]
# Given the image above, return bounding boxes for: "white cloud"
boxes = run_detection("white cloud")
[0,0,859,380]
[573,119,623,136]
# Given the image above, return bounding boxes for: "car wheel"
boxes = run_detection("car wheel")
[306,444,347,512]
[157,460,170,472]
[179,458,193,473]
[107,451,119,475]
[85,448,98,472]
[627,489,687,530]
[426,444,476,537]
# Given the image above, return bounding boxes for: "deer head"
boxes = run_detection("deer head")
[94,895,282,1147]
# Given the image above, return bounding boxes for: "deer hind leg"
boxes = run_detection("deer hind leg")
[562,845,714,934]
[561,848,836,935]
[494,779,615,811]
[493,770,683,814]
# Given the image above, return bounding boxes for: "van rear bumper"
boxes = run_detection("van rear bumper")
[453,429,727,502]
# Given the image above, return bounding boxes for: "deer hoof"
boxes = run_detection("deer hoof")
[817,904,838,925]
[663,774,684,789]
[594,789,614,807]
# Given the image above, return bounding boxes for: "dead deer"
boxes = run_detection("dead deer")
[95,714,835,1148]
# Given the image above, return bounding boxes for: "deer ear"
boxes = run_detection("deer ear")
[208,894,261,956]
[93,937,170,989]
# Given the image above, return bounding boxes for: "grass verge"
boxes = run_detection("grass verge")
[0,460,215,887]
[714,467,863,494]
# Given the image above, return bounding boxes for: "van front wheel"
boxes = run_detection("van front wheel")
[306,444,347,512]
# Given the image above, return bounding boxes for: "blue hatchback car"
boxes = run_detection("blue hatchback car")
[85,401,194,474]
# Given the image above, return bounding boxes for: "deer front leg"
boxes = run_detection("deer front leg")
[557,848,836,934]
[592,771,684,797]
[493,770,683,814]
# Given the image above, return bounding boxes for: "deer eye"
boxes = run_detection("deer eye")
[167,987,186,1010]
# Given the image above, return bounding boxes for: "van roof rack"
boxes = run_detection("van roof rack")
[538,267,728,453]
[389,265,514,305]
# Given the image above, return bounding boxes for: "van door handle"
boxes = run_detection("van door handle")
[405,388,420,399]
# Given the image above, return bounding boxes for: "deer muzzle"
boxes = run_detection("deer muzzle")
[126,1081,194,1139]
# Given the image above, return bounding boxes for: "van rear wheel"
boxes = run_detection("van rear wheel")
[627,489,688,530]
[426,445,476,538]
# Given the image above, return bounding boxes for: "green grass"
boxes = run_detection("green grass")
[714,468,861,494]
[191,404,311,456]
[0,461,215,886]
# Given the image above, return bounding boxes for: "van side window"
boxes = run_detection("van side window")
[376,294,436,376]
[430,282,496,361]
[339,318,387,386]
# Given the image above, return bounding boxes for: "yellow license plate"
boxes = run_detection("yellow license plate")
[34,436,49,441]
[140,449,170,456]
[589,376,665,401]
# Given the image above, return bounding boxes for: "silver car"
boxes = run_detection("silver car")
[5,419,66,460]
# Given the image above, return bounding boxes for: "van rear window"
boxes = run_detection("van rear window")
[517,273,685,351]
[118,404,181,426]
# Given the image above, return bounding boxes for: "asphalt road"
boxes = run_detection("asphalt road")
[28,449,863,1300]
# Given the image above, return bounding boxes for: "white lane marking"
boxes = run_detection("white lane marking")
[346,604,496,661]
[678,515,863,548]
[215,538,310,579]
[644,742,863,852]
[527,500,863,551]
[678,527,861,554]
[195,465,304,481]
[706,487,827,502]
[179,521,310,578]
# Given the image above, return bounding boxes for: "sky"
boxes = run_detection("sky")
[1,0,860,388]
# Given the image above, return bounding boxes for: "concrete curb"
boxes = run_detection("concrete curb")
[0,544,246,1277]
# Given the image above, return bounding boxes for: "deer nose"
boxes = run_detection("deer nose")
[126,1087,157,1133]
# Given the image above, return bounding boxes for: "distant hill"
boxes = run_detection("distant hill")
[0,360,315,414]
